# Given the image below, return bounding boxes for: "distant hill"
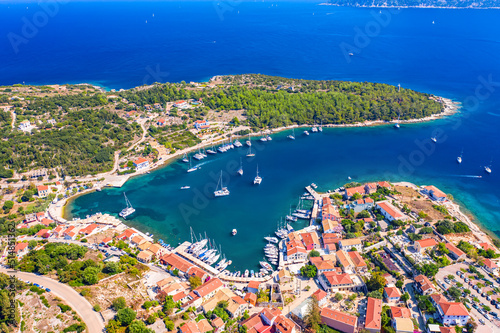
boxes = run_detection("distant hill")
[323,0,500,8]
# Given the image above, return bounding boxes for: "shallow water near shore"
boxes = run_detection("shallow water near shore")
[4,1,498,271]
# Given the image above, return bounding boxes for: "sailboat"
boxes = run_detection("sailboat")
[253,165,262,185]
[246,146,255,157]
[206,146,217,154]
[187,157,198,172]
[260,132,268,142]
[431,137,437,143]
[182,153,189,163]
[394,114,400,128]
[246,133,252,147]
[318,121,323,132]
[119,193,135,218]
[214,171,230,197]
[287,128,295,140]
[304,130,309,136]
[237,158,243,176]
[457,150,463,164]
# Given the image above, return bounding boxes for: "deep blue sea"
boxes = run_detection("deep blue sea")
[2,1,500,271]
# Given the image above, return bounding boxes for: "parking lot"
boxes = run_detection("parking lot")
[435,262,500,331]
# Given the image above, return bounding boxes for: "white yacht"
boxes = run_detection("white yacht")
[264,236,279,243]
[287,128,295,140]
[266,134,272,141]
[253,165,262,185]
[485,166,492,174]
[311,126,318,132]
[394,114,400,128]
[431,137,437,143]
[233,140,242,147]
[304,130,309,136]
[214,171,230,197]
[232,229,237,236]
[119,193,135,218]
[206,146,217,154]
[182,153,189,163]
[180,186,190,190]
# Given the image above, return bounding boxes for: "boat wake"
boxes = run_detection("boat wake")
[450,175,483,179]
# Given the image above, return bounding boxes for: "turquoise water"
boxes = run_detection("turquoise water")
[3,1,500,271]
[67,117,500,271]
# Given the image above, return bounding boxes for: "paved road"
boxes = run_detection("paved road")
[0,268,105,332]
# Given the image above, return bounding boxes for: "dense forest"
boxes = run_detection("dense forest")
[0,109,137,176]
[325,0,498,8]
[122,74,444,128]
[0,75,444,177]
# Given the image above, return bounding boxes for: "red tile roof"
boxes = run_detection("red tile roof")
[134,157,148,165]
[365,297,382,330]
[384,287,401,299]
[14,242,29,253]
[424,185,447,198]
[377,201,405,219]
[416,238,438,248]
[431,294,469,316]
[320,307,357,328]
[484,258,498,269]
[323,272,353,286]
[347,251,366,268]
[390,306,411,318]
[445,242,465,257]
[312,289,328,302]
[248,281,260,290]
[37,185,49,191]
[195,278,223,298]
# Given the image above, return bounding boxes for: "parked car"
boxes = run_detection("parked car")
[45,288,51,292]
[487,296,492,301]
[479,319,485,325]
[465,278,470,282]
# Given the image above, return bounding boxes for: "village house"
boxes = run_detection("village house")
[339,238,362,252]
[160,253,194,276]
[244,292,257,307]
[193,278,224,301]
[14,243,29,257]
[79,223,99,236]
[147,243,167,258]
[322,201,342,222]
[301,232,321,250]
[483,258,498,274]
[193,120,210,130]
[180,319,213,333]
[157,118,166,126]
[25,213,37,223]
[390,306,411,319]
[414,275,437,295]
[240,307,297,333]
[343,186,366,200]
[247,281,260,294]
[421,185,447,202]
[133,157,150,171]
[116,228,138,241]
[211,317,225,333]
[320,307,357,333]
[384,287,402,303]
[173,100,189,109]
[430,294,469,326]
[319,271,365,293]
[310,256,337,275]
[286,239,307,261]
[445,242,466,260]
[63,226,77,240]
[322,219,342,234]
[322,233,341,253]
[347,251,367,273]
[37,185,49,198]
[347,198,374,213]
[414,238,438,253]
[126,110,137,118]
[144,104,152,111]
[154,103,162,110]
[137,250,154,263]
[312,289,328,307]
[278,269,292,283]
[336,250,355,274]
[364,297,382,333]
[130,235,146,247]
[18,120,32,132]
[376,200,409,222]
